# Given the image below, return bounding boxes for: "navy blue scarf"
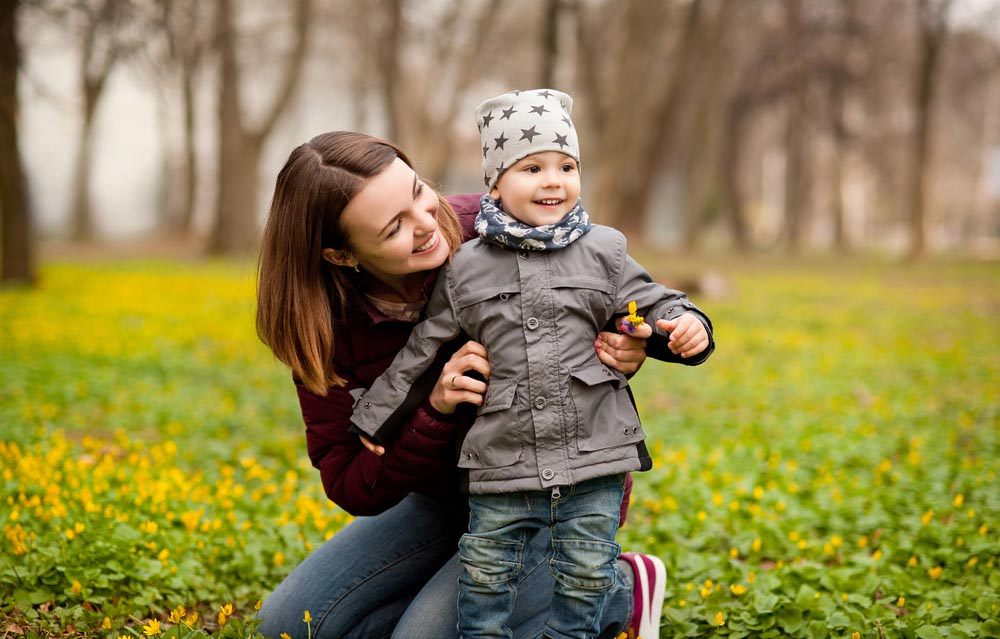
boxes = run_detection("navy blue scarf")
[474,195,592,251]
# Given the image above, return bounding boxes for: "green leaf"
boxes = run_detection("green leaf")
[915,627,944,639]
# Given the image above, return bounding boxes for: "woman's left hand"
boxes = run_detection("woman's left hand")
[595,326,648,375]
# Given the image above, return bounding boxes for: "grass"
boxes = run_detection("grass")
[1,256,997,638]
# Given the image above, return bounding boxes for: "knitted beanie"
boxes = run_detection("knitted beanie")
[474,88,580,190]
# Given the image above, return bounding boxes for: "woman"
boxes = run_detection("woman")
[255,131,664,639]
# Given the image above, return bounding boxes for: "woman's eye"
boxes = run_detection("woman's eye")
[386,219,402,238]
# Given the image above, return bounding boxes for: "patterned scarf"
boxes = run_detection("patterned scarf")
[475,194,592,251]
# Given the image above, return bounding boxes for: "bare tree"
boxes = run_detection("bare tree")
[208,0,311,255]
[156,0,210,237]
[60,0,142,242]
[1,0,34,284]
[372,0,502,184]
[907,0,953,259]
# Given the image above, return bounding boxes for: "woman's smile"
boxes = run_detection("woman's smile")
[413,231,439,254]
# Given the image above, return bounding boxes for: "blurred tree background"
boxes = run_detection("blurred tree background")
[2,0,999,283]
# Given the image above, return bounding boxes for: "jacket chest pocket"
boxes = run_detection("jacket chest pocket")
[568,363,644,452]
[454,284,521,345]
[458,379,524,470]
[550,276,613,326]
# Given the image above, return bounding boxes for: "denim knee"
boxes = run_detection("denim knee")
[549,538,620,591]
[458,534,523,585]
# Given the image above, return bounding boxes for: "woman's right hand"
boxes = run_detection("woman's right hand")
[428,340,490,414]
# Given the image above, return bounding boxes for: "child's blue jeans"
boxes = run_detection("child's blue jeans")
[458,474,627,639]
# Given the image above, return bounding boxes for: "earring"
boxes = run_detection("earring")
[353,264,360,273]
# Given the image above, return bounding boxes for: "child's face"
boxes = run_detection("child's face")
[489,151,581,227]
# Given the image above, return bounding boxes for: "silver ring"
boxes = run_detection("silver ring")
[451,375,459,389]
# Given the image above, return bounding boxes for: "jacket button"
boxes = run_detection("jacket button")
[364,401,372,409]
[534,396,547,409]
[623,428,629,435]
[518,251,529,260]
[632,426,639,434]
[541,468,555,480]
[526,317,539,330]
[499,293,510,301]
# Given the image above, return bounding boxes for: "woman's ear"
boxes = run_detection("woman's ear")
[322,248,357,268]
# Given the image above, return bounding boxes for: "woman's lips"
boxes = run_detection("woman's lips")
[413,231,438,254]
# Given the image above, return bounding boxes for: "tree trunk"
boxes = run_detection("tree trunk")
[0,0,34,284]
[829,78,849,252]
[721,101,751,251]
[69,82,102,242]
[178,54,198,236]
[539,0,560,87]
[783,94,811,253]
[209,0,311,255]
[907,0,951,260]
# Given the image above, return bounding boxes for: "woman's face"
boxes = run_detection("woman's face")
[338,158,451,284]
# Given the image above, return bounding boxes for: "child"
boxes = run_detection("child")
[352,88,714,639]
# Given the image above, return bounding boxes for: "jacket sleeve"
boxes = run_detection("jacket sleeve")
[296,379,460,517]
[614,248,715,366]
[351,266,465,444]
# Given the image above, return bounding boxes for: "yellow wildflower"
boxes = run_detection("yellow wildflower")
[730,584,747,596]
[71,580,81,595]
[102,617,112,630]
[255,600,263,611]
[928,565,943,579]
[142,619,162,636]
[897,597,906,607]
[714,611,725,626]
[953,494,964,508]
[281,635,293,639]
[624,301,644,329]
[169,606,185,624]
[752,538,761,552]
[852,633,861,639]
[304,610,313,623]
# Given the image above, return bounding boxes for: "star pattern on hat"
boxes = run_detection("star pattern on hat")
[482,143,489,158]
[500,106,517,120]
[481,111,494,128]
[530,103,549,116]
[537,90,552,99]
[553,133,569,149]
[520,126,540,143]
[493,132,509,150]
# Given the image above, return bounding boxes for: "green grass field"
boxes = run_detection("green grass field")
[1,257,997,638]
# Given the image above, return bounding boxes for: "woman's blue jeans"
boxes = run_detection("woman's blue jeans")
[459,475,626,639]
[256,493,633,639]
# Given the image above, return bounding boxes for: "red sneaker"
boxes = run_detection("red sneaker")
[621,552,666,639]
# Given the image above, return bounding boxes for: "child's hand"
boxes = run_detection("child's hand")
[659,313,709,358]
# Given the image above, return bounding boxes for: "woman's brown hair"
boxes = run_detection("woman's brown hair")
[256,131,464,395]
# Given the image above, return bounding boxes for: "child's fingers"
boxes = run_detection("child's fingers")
[359,435,385,456]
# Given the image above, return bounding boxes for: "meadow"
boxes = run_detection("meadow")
[0,256,997,638]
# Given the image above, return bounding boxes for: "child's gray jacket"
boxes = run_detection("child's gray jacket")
[351,225,714,495]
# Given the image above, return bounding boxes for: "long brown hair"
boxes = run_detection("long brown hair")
[256,131,464,395]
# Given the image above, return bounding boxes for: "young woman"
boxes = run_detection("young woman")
[255,131,664,639]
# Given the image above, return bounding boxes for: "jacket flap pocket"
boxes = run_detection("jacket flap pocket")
[477,379,517,416]
[551,276,612,293]
[454,284,520,309]
[570,364,626,389]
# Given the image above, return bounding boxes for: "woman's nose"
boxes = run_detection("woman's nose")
[414,208,436,234]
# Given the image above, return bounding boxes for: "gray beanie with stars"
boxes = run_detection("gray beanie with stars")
[475,88,580,190]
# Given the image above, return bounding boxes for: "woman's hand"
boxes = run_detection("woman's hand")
[428,340,491,414]
[596,324,649,375]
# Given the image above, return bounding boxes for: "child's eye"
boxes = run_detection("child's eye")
[561,164,576,173]
[526,166,540,173]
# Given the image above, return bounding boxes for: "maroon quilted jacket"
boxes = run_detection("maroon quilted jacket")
[294,193,633,519]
